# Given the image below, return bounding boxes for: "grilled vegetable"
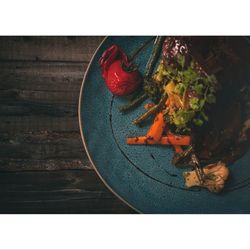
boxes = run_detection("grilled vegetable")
[127,135,191,146]
[133,93,168,125]
[145,36,165,77]
[146,112,165,142]
[156,57,217,132]
[119,93,147,113]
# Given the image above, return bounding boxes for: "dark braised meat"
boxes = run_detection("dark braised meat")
[193,86,250,165]
[162,37,190,68]
[170,36,250,166]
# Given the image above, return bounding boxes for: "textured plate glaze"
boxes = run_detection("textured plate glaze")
[79,36,250,213]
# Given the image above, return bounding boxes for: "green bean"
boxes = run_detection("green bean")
[133,93,168,125]
[119,93,147,113]
[119,37,165,114]
[172,145,193,166]
[145,36,165,78]
[133,104,159,125]
[129,37,155,62]
[118,38,155,114]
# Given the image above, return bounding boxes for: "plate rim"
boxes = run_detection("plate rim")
[78,36,141,213]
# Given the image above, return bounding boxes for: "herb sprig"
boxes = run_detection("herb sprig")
[155,55,217,133]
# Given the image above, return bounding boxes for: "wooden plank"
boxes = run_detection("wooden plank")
[0,131,84,158]
[0,102,77,117]
[0,116,79,133]
[0,61,86,91]
[0,131,91,171]
[0,61,84,130]
[0,170,135,213]
[0,159,92,171]
[0,62,85,116]
[0,170,105,192]
[0,36,133,213]
[0,89,80,104]
[0,59,90,170]
[0,199,135,214]
[0,36,104,62]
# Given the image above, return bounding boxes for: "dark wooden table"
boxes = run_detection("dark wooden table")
[0,36,135,213]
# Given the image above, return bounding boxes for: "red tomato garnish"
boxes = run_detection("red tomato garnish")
[99,45,142,96]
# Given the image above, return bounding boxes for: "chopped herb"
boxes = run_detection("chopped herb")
[189,97,200,111]
[193,84,204,95]
[153,55,217,133]
[171,110,195,129]
[193,118,204,126]
[174,82,186,95]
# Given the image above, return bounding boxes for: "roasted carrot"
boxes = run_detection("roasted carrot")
[133,104,159,125]
[173,145,183,154]
[146,112,165,142]
[165,98,170,107]
[133,93,168,125]
[127,136,155,145]
[161,135,191,145]
[127,135,191,146]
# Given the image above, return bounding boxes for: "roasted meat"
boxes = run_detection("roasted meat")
[166,36,250,166]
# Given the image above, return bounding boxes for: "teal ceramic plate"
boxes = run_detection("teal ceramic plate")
[79,36,250,213]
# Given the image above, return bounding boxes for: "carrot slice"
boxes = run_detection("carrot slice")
[127,136,155,145]
[127,135,191,146]
[165,98,170,107]
[173,145,183,154]
[161,135,191,145]
[146,112,165,142]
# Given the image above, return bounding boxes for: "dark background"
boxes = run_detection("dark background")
[0,36,135,213]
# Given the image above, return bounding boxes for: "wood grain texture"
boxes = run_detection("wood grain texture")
[0,61,86,91]
[0,116,79,133]
[0,36,135,213]
[0,170,135,213]
[0,62,84,131]
[0,131,85,161]
[0,36,104,62]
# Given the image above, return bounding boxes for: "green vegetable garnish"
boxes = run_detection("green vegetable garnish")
[193,84,204,95]
[154,54,217,133]
[171,110,195,130]
[174,83,185,95]
[193,118,204,126]
[189,98,200,111]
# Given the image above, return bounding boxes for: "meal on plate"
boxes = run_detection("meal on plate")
[99,37,250,193]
